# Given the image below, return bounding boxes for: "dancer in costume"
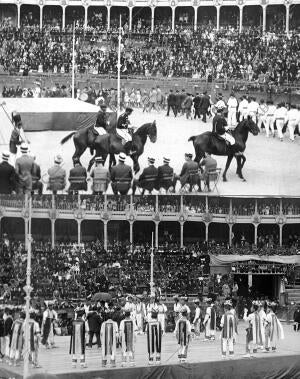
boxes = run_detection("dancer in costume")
[135,296,146,335]
[22,311,41,368]
[220,300,238,359]
[100,311,118,367]
[203,298,216,341]
[146,296,158,322]
[119,310,137,366]
[243,301,261,358]
[3,307,13,362]
[173,296,181,324]
[146,310,163,365]
[192,299,201,339]
[9,311,25,366]
[258,301,267,350]
[174,310,192,362]
[264,301,284,353]
[42,302,58,348]
[69,308,87,369]
[157,298,168,334]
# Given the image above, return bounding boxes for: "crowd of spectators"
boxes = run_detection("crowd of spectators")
[0,24,300,83]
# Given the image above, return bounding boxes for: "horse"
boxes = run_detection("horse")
[188,117,259,182]
[60,112,118,164]
[88,120,157,173]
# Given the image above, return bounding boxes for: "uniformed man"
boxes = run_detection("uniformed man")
[0,151,17,194]
[90,156,111,194]
[199,91,210,122]
[257,99,268,132]
[274,102,287,141]
[200,153,217,192]
[286,104,299,141]
[248,97,259,123]
[68,158,87,194]
[166,89,177,117]
[227,93,238,128]
[88,106,109,150]
[174,153,200,192]
[157,157,175,193]
[15,143,34,194]
[213,108,235,146]
[110,153,133,195]
[116,107,134,153]
[238,96,249,121]
[9,111,25,157]
[47,155,66,194]
[264,100,276,138]
[132,157,158,195]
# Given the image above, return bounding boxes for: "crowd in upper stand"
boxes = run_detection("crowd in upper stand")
[0,19,300,82]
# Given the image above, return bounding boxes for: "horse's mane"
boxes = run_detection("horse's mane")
[134,121,156,136]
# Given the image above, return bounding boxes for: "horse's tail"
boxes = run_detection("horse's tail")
[60,132,76,145]
[188,136,196,143]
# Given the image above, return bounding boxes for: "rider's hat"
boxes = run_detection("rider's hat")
[2,151,9,161]
[118,153,126,162]
[12,111,22,126]
[125,107,133,113]
[185,153,193,159]
[163,157,170,164]
[148,157,155,164]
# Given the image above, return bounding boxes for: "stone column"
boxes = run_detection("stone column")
[84,6,88,29]
[194,6,198,32]
[151,7,155,32]
[172,7,175,32]
[262,5,266,33]
[239,6,243,33]
[285,5,289,34]
[103,221,108,250]
[40,6,43,29]
[180,222,184,248]
[216,6,220,31]
[51,219,55,248]
[129,7,132,31]
[107,6,111,30]
[17,5,21,29]
[62,6,66,30]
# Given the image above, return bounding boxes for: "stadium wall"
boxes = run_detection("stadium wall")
[1,74,300,104]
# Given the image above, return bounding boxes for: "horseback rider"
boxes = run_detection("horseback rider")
[9,111,26,156]
[213,107,235,146]
[116,107,135,154]
[88,105,109,150]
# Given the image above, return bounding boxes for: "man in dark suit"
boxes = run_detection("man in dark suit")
[31,154,43,195]
[15,143,34,194]
[132,157,158,195]
[199,91,210,122]
[200,153,217,191]
[175,90,181,115]
[110,153,133,195]
[68,158,87,194]
[166,89,177,117]
[179,89,187,115]
[87,306,102,348]
[157,157,175,193]
[174,153,201,192]
[193,93,201,119]
[0,151,17,194]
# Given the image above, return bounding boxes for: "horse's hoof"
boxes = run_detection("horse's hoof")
[223,177,227,182]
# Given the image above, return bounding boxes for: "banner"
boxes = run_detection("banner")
[210,255,300,266]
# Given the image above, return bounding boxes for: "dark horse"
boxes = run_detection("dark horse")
[60,112,118,164]
[89,120,157,173]
[188,117,259,182]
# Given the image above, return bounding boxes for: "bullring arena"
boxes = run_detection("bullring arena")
[1,97,300,196]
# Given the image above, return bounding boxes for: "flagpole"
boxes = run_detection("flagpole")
[117,15,122,115]
[23,194,32,379]
[72,21,76,99]
[150,232,154,296]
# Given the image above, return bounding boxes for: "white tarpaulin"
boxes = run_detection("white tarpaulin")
[210,255,300,266]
